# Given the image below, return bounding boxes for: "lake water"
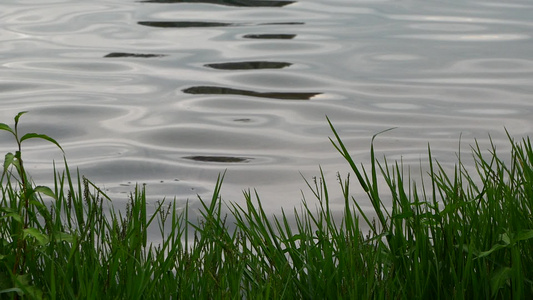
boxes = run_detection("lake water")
[1,0,532,217]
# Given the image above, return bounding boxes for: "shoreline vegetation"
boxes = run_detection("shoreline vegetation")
[1,112,532,299]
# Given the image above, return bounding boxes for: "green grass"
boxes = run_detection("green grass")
[1,112,532,299]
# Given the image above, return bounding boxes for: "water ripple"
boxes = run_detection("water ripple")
[0,0,532,213]
[394,33,529,42]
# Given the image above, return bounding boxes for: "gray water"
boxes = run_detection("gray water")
[1,0,532,216]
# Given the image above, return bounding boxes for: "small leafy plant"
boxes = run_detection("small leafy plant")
[0,112,64,298]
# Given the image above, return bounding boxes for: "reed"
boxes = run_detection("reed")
[0,112,532,299]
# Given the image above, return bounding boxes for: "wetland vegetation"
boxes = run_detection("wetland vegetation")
[1,112,532,299]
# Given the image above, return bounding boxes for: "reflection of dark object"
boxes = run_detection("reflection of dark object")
[138,21,234,28]
[139,0,295,7]
[259,22,304,26]
[243,34,296,39]
[183,86,320,100]
[234,118,251,122]
[138,21,304,28]
[184,156,251,163]
[205,61,292,70]
[104,53,166,58]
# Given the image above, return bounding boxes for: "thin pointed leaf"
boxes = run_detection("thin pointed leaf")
[326,116,369,192]
[20,133,64,152]
[14,111,28,127]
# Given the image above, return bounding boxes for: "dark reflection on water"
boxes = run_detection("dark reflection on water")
[138,21,303,28]
[258,22,304,26]
[104,53,167,58]
[139,0,295,7]
[243,34,296,39]
[184,156,252,163]
[205,61,292,70]
[138,21,234,28]
[183,86,320,100]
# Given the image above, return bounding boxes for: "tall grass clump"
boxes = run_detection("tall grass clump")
[0,112,532,299]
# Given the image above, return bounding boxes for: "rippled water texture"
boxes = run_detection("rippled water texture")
[1,0,532,215]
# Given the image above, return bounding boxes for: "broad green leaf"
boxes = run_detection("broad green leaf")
[0,212,22,223]
[20,133,64,152]
[286,234,304,243]
[4,152,22,176]
[54,232,75,243]
[3,153,17,173]
[513,229,533,242]
[392,211,414,220]
[0,123,14,135]
[477,243,507,258]
[490,267,512,297]
[29,199,46,209]
[439,201,467,216]
[500,232,511,245]
[0,271,12,291]
[22,285,43,300]
[0,288,23,295]
[23,228,49,246]
[15,273,30,286]
[33,186,58,201]
[14,273,45,300]
[0,207,18,213]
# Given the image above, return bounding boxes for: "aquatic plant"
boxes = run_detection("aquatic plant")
[0,112,532,299]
